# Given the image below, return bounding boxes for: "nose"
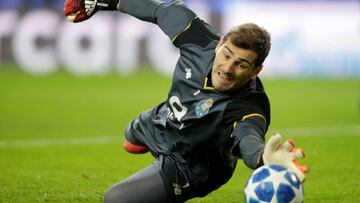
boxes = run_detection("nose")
[222,61,234,73]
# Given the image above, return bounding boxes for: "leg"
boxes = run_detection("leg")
[103,164,168,203]
[123,139,150,154]
[122,104,167,154]
[123,110,156,154]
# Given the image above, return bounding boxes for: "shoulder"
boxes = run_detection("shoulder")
[172,18,220,48]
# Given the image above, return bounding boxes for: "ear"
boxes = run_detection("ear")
[215,37,224,53]
[251,65,263,80]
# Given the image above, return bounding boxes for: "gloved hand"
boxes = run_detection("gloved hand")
[64,0,119,23]
[263,133,309,182]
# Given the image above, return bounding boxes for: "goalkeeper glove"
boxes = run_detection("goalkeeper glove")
[64,0,120,23]
[263,133,309,182]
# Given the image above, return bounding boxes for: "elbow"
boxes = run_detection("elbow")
[156,0,196,38]
[243,155,259,170]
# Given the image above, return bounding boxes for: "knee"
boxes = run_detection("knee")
[103,188,115,203]
[123,138,149,154]
[123,123,149,154]
[124,125,149,154]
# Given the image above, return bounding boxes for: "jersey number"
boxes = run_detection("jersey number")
[169,96,188,122]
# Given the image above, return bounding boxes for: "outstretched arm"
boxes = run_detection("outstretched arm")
[120,0,197,42]
[64,0,197,42]
[232,116,309,182]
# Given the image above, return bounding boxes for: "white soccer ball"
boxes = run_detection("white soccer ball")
[244,165,304,203]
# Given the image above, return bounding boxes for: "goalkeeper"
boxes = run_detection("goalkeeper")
[64,0,309,202]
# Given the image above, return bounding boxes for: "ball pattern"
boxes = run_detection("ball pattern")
[244,165,304,203]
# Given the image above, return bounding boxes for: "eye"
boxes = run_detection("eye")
[223,51,231,59]
[239,63,247,68]
[237,62,250,69]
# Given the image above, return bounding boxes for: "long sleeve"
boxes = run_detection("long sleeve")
[231,116,267,169]
[119,0,197,41]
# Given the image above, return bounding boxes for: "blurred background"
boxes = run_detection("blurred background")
[1,0,359,77]
[0,0,360,202]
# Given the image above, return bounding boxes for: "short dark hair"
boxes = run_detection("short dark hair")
[223,23,271,68]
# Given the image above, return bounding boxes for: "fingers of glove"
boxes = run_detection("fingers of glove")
[73,10,90,22]
[289,166,305,182]
[288,162,307,182]
[282,139,295,151]
[265,133,282,154]
[292,160,309,174]
[64,0,89,22]
[290,148,305,160]
[64,0,81,16]
[290,160,309,182]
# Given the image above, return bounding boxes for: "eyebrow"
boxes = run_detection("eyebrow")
[224,46,253,67]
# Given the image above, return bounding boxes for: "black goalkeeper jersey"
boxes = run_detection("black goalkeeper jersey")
[120,0,270,188]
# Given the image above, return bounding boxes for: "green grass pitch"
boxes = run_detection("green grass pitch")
[0,67,359,202]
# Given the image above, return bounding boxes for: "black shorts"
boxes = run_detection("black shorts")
[124,103,221,201]
[124,104,211,201]
[155,155,199,202]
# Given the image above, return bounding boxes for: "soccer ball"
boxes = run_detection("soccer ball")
[244,165,304,203]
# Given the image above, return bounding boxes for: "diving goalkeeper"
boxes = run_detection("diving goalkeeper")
[64,0,309,202]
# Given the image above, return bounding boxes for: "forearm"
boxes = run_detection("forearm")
[119,0,196,40]
[239,133,265,169]
[65,0,197,40]
[118,0,164,23]
[231,117,267,169]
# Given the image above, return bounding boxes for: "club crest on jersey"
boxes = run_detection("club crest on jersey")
[195,98,213,118]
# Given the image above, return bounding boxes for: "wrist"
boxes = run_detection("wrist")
[93,0,119,11]
[256,152,264,168]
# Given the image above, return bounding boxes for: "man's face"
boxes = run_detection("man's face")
[211,38,263,92]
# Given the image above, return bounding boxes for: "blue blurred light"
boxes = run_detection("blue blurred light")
[0,0,22,10]
[28,0,47,8]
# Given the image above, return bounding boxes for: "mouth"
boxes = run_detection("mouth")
[217,71,232,84]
